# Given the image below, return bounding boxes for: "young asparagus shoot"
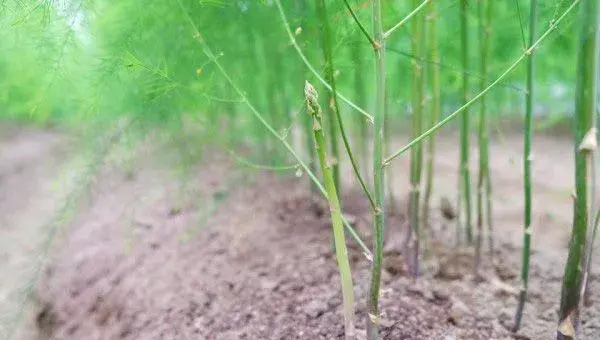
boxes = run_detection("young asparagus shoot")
[514,0,537,332]
[305,81,355,340]
[367,0,386,338]
[458,0,473,245]
[408,0,426,277]
[422,0,441,254]
[558,0,599,338]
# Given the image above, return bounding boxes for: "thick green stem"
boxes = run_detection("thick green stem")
[558,1,599,338]
[408,0,426,277]
[514,0,537,332]
[305,82,355,339]
[367,0,386,338]
[475,0,493,274]
[458,0,473,245]
[422,0,440,254]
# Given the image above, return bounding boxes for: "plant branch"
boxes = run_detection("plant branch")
[382,0,431,40]
[342,0,378,49]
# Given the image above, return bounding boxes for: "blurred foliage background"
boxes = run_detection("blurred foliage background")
[0,1,580,135]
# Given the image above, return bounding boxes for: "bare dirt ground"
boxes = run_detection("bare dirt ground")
[1,123,599,340]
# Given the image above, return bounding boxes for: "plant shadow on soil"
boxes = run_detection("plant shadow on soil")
[1,125,600,340]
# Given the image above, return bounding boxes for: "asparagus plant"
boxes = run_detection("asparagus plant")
[367,0,386,338]
[475,0,493,273]
[458,0,473,245]
[422,0,440,252]
[514,0,537,331]
[408,0,426,277]
[305,81,355,339]
[558,0,599,338]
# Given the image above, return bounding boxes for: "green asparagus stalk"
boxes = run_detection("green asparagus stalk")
[408,0,426,277]
[305,81,355,340]
[422,0,440,254]
[514,0,537,331]
[558,0,599,338]
[475,0,492,273]
[458,0,473,245]
[367,0,386,338]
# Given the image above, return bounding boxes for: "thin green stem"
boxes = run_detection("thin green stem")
[305,82,355,339]
[383,0,431,40]
[476,0,492,273]
[174,0,373,259]
[422,0,440,258]
[408,0,426,277]
[383,0,582,165]
[226,149,300,171]
[367,0,386,338]
[558,0,599,338]
[274,0,374,124]
[384,46,525,94]
[459,0,473,244]
[514,0,528,50]
[514,0,537,332]
[342,0,378,49]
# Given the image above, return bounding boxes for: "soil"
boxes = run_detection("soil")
[1,123,599,340]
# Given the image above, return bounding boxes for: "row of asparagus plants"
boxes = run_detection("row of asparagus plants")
[32,1,592,339]
[304,1,597,339]
[5,0,598,339]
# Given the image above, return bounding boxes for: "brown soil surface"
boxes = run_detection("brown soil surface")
[1,124,599,340]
